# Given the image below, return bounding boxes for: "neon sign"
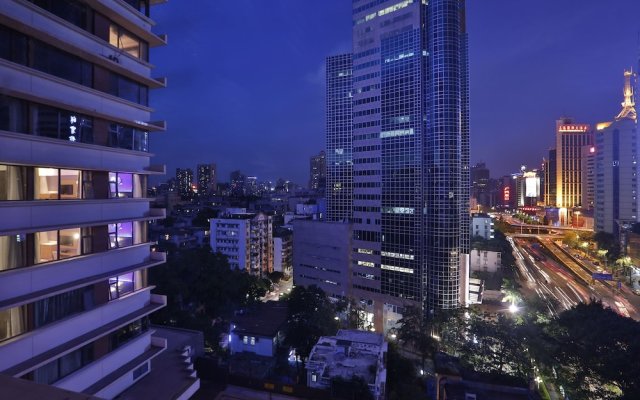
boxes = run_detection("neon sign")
[558,125,588,133]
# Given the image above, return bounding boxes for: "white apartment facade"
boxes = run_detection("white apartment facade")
[471,213,494,240]
[210,209,273,276]
[0,1,199,398]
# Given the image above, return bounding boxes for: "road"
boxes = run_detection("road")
[509,235,640,320]
[261,278,293,302]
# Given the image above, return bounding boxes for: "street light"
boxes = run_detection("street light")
[509,304,519,313]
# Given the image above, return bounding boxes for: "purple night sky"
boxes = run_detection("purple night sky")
[149,0,640,184]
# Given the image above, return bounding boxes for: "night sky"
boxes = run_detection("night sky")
[150,0,640,184]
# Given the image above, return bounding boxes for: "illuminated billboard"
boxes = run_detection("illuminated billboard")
[525,175,540,198]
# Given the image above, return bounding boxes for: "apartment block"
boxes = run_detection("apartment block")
[0,0,201,398]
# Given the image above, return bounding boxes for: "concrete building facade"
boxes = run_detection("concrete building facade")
[210,209,273,276]
[0,0,201,398]
[595,70,638,234]
[292,219,351,300]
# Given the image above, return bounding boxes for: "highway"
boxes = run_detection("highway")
[509,235,640,320]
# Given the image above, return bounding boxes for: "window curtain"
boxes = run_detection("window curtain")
[0,306,27,342]
[0,165,25,200]
[0,235,25,271]
[133,221,146,244]
[133,174,143,198]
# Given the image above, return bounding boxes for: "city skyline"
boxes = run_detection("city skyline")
[150,0,640,183]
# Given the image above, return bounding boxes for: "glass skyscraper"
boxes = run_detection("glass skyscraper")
[326,54,353,222]
[327,0,469,324]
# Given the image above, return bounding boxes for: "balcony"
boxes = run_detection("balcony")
[0,244,165,306]
[93,0,168,47]
[0,131,155,176]
[0,288,166,372]
[55,331,165,394]
[0,59,151,123]
[4,0,155,80]
[0,199,157,235]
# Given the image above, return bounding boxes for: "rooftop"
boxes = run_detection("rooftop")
[232,301,289,337]
[0,374,99,400]
[116,326,203,400]
[306,330,387,387]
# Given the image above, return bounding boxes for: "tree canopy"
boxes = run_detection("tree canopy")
[283,285,339,361]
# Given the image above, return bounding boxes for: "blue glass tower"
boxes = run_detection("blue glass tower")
[326,54,353,222]
[336,0,469,322]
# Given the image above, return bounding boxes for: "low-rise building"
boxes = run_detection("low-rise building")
[470,250,501,273]
[210,209,273,275]
[471,213,494,239]
[273,228,293,277]
[292,220,352,300]
[229,302,288,358]
[306,330,387,400]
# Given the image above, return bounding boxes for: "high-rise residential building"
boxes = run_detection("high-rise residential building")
[339,0,470,324]
[581,145,596,211]
[326,54,353,222]
[543,149,557,206]
[293,219,352,301]
[0,1,202,397]
[309,150,327,192]
[555,117,593,209]
[210,209,273,276]
[175,168,193,196]
[513,166,541,207]
[196,163,217,196]
[273,228,293,277]
[246,176,258,196]
[470,162,490,208]
[229,170,246,196]
[595,70,638,234]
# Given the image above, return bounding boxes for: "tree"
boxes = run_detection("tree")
[149,248,272,350]
[396,305,437,370]
[530,302,640,399]
[335,297,367,330]
[385,342,426,400]
[614,256,633,280]
[458,313,532,381]
[283,286,339,371]
[594,231,621,262]
[330,376,374,400]
[191,207,217,227]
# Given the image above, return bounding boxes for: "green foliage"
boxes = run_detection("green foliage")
[594,231,621,262]
[386,342,425,400]
[532,302,640,400]
[459,313,532,380]
[149,248,271,349]
[330,375,374,400]
[267,271,285,284]
[283,286,339,360]
[396,305,437,367]
[335,297,367,330]
[191,207,218,228]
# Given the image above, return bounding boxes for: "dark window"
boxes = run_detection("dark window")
[109,123,149,151]
[33,286,94,328]
[0,96,28,133]
[32,39,92,87]
[122,0,150,17]
[109,73,149,106]
[33,104,93,143]
[28,0,92,31]
[0,25,27,64]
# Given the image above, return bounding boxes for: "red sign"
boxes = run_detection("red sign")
[503,187,510,202]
